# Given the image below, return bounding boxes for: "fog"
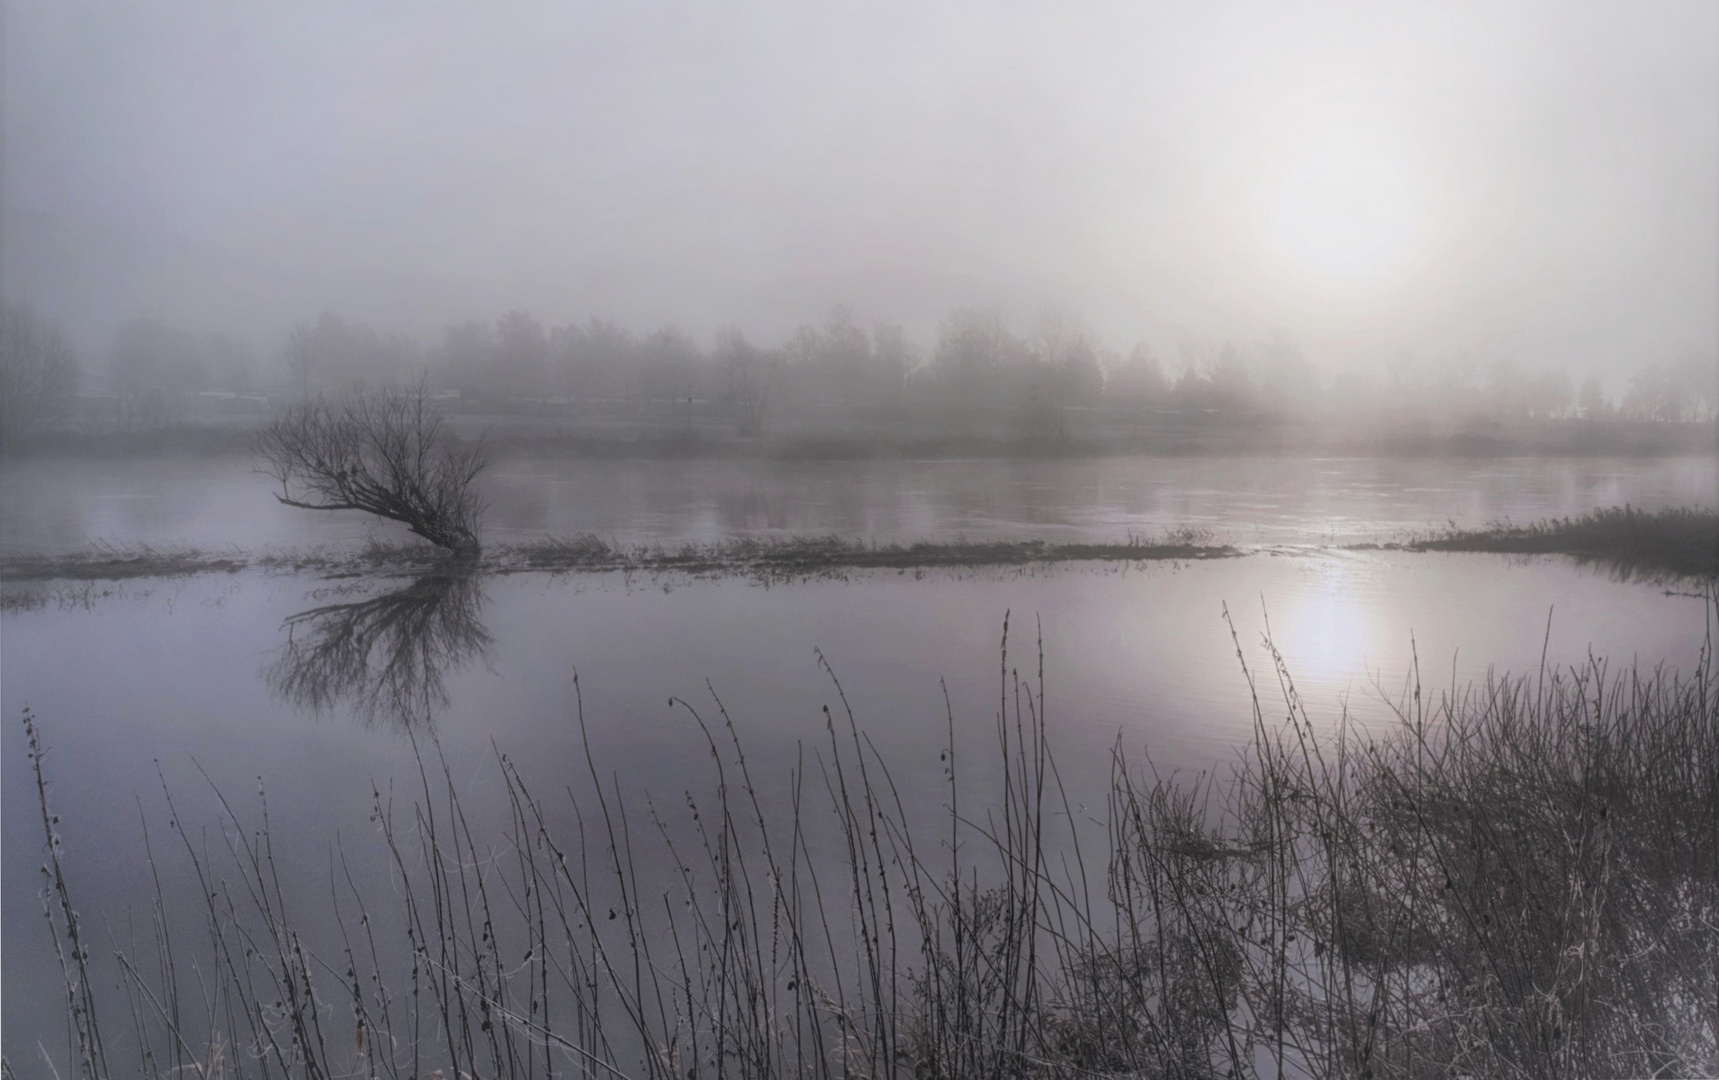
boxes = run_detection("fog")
[7,6,1719,1073]
[5,1,1716,387]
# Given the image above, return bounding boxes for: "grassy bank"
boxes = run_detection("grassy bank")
[494,531,1235,576]
[0,532,1238,587]
[0,538,445,586]
[1390,505,1719,579]
[5,504,1713,590]
[19,614,1718,1078]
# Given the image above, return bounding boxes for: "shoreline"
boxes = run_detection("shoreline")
[0,534,1243,586]
[3,506,1713,587]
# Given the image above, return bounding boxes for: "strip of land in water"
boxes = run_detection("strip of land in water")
[0,533,1240,584]
[3,506,1712,586]
[1355,506,1719,580]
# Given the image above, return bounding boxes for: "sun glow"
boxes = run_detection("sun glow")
[1268,140,1425,291]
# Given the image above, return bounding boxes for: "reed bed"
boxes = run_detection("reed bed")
[16,606,1719,1079]
[1399,504,1719,580]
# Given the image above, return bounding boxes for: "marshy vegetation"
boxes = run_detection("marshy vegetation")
[0,532,1240,592]
[497,531,1238,578]
[20,607,1718,1078]
[1390,505,1719,580]
[5,504,1715,592]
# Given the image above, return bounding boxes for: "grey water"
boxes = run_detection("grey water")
[2,452,1715,1055]
[4,452,1715,551]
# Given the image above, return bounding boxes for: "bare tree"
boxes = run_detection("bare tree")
[0,301,80,443]
[282,318,319,400]
[717,327,775,435]
[255,378,489,554]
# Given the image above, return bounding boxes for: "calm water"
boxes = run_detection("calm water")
[2,453,1715,1055]
[4,452,1715,551]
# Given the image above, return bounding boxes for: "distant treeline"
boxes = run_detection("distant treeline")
[3,300,1716,443]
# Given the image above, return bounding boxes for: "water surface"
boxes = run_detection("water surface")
[4,452,1713,551]
[2,453,1714,1058]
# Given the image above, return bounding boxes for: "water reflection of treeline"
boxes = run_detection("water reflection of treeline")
[8,300,1716,445]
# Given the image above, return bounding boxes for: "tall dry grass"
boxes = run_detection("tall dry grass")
[15,602,1718,1078]
[1407,504,1719,580]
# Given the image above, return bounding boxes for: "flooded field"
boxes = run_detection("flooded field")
[3,453,1715,1068]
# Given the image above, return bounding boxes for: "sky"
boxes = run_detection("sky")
[4,0,1716,380]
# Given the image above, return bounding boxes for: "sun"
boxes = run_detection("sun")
[1267,140,1425,291]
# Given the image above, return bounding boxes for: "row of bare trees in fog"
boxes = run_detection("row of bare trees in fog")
[3,298,1716,441]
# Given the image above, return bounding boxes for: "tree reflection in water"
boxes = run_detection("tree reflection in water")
[267,569,491,728]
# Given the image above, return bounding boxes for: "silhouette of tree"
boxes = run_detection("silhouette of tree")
[494,310,550,398]
[0,301,79,443]
[717,328,775,435]
[281,313,419,399]
[256,377,489,553]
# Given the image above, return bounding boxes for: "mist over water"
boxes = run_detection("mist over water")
[4,3,1717,1075]
[5,2,1716,392]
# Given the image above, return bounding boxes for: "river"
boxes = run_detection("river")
[2,451,1713,1062]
